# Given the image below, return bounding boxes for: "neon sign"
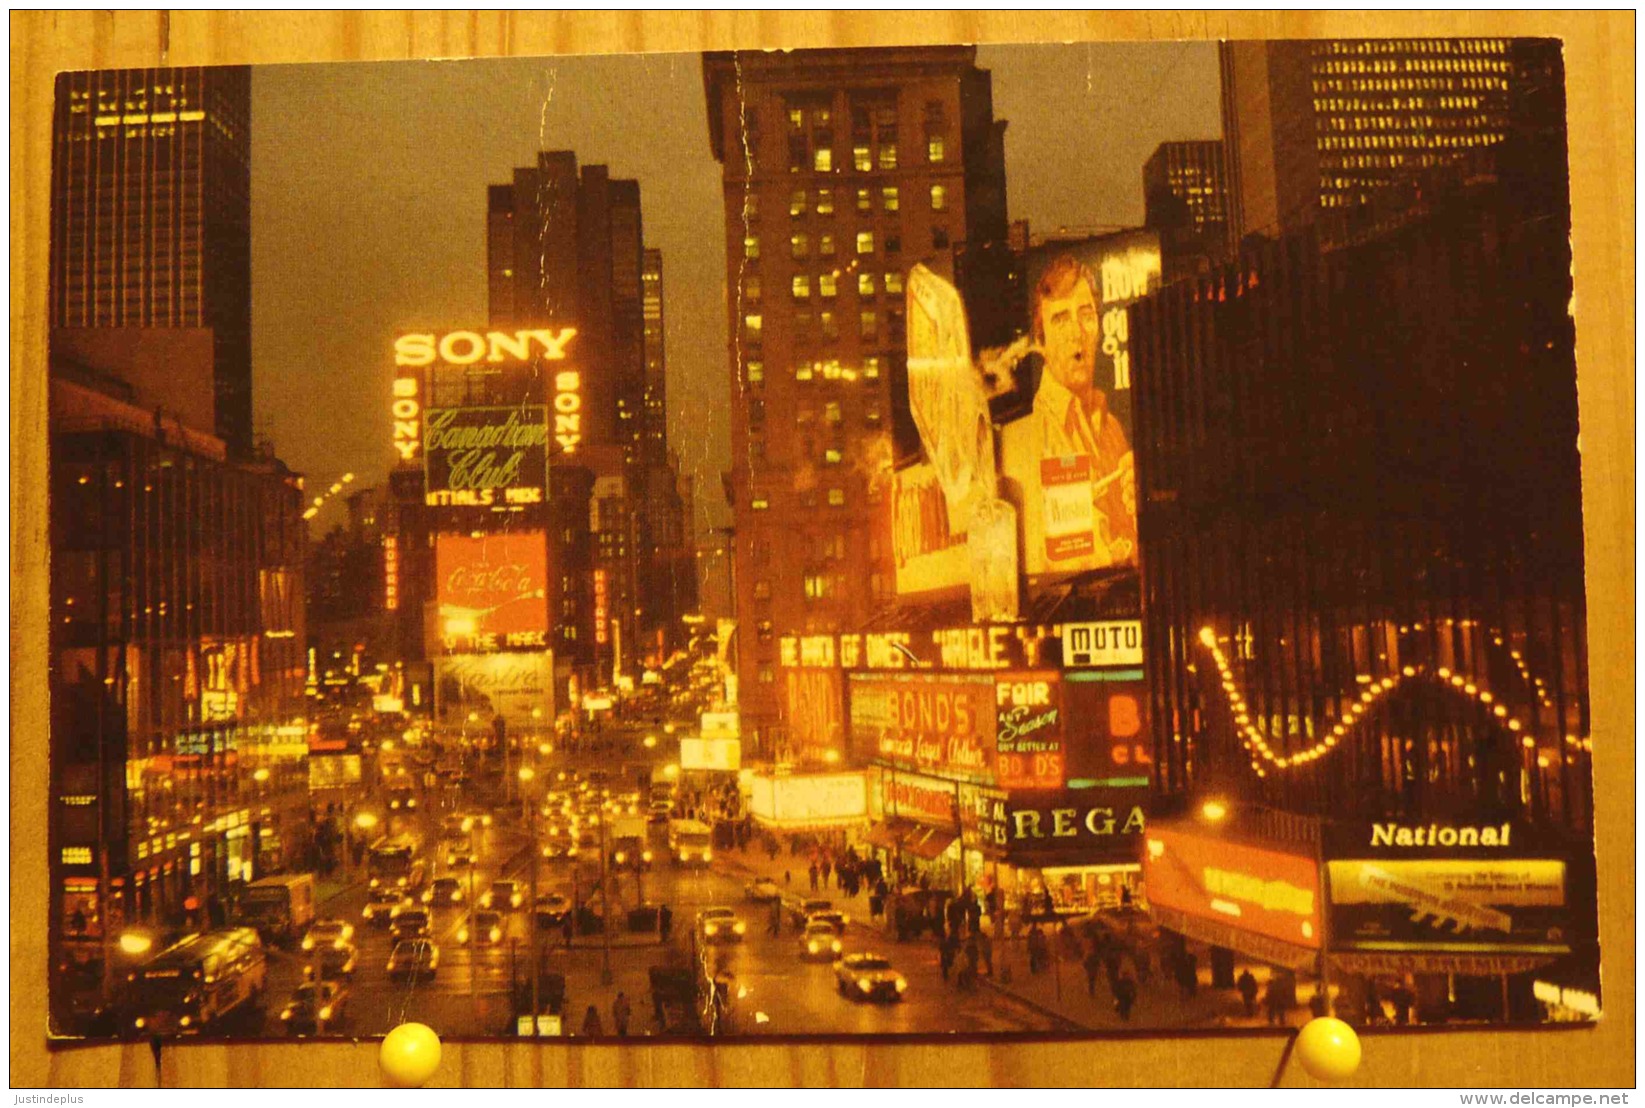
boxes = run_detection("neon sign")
[393,328,578,367]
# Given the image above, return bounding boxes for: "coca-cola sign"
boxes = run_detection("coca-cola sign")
[435,532,549,650]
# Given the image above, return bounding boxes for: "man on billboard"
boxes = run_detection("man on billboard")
[997,253,1138,573]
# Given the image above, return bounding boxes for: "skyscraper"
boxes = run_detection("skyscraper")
[1143,140,1229,280]
[1219,39,1567,248]
[50,66,253,455]
[702,47,1011,750]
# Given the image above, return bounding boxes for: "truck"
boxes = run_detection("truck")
[236,873,316,945]
[667,819,713,867]
[609,814,653,870]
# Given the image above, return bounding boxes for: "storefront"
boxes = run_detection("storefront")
[988,791,1150,918]
[1322,820,1590,1024]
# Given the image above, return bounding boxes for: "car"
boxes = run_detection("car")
[280,980,349,1035]
[362,887,409,927]
[834,953,907,1002]
[386,938,439,981]
[444,842,478,868]
[461,810,494,829]
[457,910,505,945]
[481,880,523,911]
[647,800,673,825]
[696,907,746,944]
[798,920,844,962]
[423,877,465,906]
[314,938,358,978]
[806,909,850,931]
[536,887,575,920]
[785,896,835,926]
[388,907,432,942]
[300,919,355,953]
[744,877,781,902]
[440,814,475,838]
[540,840,574,861]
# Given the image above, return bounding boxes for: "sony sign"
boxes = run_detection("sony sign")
[394,328,578,367]
[391,375,421,462]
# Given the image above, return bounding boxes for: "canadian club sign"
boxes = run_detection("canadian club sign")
[423,405,549,504]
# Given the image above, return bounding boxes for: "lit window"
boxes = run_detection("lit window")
[790,234,809,259]
[828,488,846,506]
[928,136,945,163]
[858,272,876,297]
[746,361,765,384]
[790,190,807,217]
[792,275,811,299]
[816,188,835,215]
[884,270,904,295]
[878,143,898,170]
[856,188,871,212]
[819,233,836,257]
[824,448,843,464]
[796,361,815,381]
[859,311,878,340]
[788,108,804,129]
[856,231,875,255]
[864,356,882,380]
[853,145,871,172]
[865,407,882,426]
[751,498,770,512]
[813,147,832,173]
[825,401,842,423]
[743,236,760,260]
[820,311,838,339]
[930,184,947,211]
[744,276,761,303]
[818,273,838,298]
[744,314,763,341]
[882,186,900,212]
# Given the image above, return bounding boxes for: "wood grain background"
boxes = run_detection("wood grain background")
[9,10,1634,1089]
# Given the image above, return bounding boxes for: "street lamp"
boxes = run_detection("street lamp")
[118,930,154,958]
[1199,800,1229,823]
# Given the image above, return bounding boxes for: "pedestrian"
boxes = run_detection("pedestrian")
[938,933,957,982]
[659,903,673,942]
[1309,991,1329,1019]
[1391,981,1414,1026]
[1114,973,1138,1022]
[612,992,632,1037]
[581,1004,604,1037]
[962,934,980,989]
[1082,947,1103,998]
[784,869,792,886]
[1177,952,1199,1000]
[808,861,819,891]
[978,930,993,976]
[1236,969,1259,1017]
[820,856,832,887]
[1264,980,1287,1026]
[1027,925,1049,975]
[868,888,884,920]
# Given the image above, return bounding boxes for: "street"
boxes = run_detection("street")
[262,731,1063,1040]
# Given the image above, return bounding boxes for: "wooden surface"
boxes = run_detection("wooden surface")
[9,10,1634,1089]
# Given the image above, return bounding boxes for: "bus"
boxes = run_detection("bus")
[367,836,426,893]
[236,873,315,945]
[667,819,713,867]
[128,928,267,1036]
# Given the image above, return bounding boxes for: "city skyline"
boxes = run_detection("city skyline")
[250,43,1220,535]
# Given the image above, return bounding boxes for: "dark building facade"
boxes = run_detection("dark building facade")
[49,365,309,1032]
[1130,176,1592,1022]
[702,47,1013,750]
[1219,38,1567,249]
[50,67,254,456]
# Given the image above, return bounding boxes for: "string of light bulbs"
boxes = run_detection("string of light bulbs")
[1196,626,1590,780]
[301,471,356,521]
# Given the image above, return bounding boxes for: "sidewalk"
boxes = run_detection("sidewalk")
[982,935,1324,1032]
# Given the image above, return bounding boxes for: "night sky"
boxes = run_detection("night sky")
[250,42,1219,534]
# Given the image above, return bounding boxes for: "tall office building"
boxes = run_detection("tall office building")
[50,66,254,455]
[702,47,1011,750]
[1219,38,1567,248]
[488,152,694,680]
[1143,140,1229,280]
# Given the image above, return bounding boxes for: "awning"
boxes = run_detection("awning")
[900,825,959,861]
[1152,905,1321,973]
[861,824,903,851]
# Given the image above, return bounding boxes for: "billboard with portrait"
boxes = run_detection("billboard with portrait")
[434,532,549,652]
[998,229,1161,577]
